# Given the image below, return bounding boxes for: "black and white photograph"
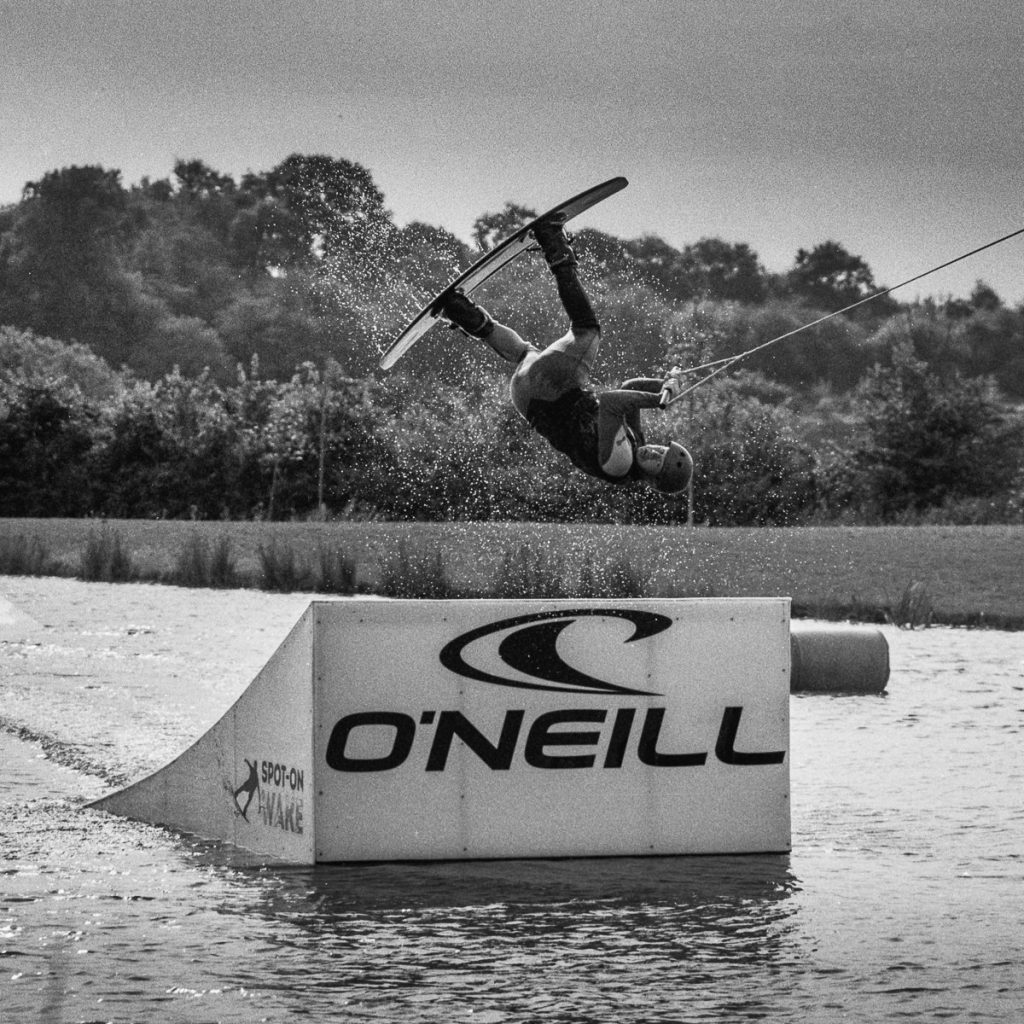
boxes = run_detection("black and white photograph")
[2,2,1023,1021]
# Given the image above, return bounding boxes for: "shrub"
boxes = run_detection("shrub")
[315,544,357,594]
[0,379,98,516]
[574,552,646,598]
[257,539,314,592]
[168,531,238,588]
[379,540,458,598]
[843,342,1024,517]
[890,581,933,629]
[79,527,137,582]
[494,544,569,598]
[0,533,52,576]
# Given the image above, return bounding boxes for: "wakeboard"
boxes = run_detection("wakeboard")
[379,176,628,370]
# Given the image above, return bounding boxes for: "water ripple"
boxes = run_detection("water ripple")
[3,584,1024,1021]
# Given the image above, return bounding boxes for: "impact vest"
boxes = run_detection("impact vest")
[526,388,645,485]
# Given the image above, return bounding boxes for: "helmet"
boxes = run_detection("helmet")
[653,441,693,495]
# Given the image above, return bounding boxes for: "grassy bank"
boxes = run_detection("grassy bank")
[1,519,1022,629]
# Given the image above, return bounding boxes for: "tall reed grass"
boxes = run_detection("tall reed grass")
[0,533,52,576]
[379,540,461,598]
[1,521,984,628]
[79,527,137,583]
[495,545,569,598]
[889,581,934,629]
[168,531,238,588]
[574,552,646,598]
[316,545,358,594]
[256,539,359,594]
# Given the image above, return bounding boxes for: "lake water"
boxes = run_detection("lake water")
[1,578,1022,1023]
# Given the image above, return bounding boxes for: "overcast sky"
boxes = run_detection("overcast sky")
[3,0,1023,302]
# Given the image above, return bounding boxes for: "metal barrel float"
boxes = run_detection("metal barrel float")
[790,623,890,694]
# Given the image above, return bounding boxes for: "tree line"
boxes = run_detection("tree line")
[1,155,1022,524]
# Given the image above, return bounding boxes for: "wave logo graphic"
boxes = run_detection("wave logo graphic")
[438,609,672,696]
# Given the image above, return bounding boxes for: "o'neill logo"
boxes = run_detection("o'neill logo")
[322,607,787,774]
[438,608,671,696]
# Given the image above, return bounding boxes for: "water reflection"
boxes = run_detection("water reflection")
[203,852,804,1021]
[242,853,798,916]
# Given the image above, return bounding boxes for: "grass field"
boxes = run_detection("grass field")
[1,518,1021,628]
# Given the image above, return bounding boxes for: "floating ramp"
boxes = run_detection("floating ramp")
[91,599,887,863]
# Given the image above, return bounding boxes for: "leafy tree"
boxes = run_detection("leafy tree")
[788,240,878,311]
[0,377,98,515]
[216,287,331,380]
[20,165,128,243]
[942,295,974,320]
[138,176,174,203]
[130,314,232,381]
[173,159,236,201]
[622,234,689,298]
[239,154,392,270]
[678,237,768,304]
[391,221,472,295]
[589,283,677,380]
[955,307,1024,397]
[160,160,241,249]
[574,228,639,280]
[738,302,874,390]
[867,312,967,376]
[667,377,820,525]
[844,342,1023,516]
[93,369,270,518]
[224,202,268,274]
[970,279,1002,311]
[0,165,235,380]
[130,198,241,326]
[0,325,120,399]
[229,361,382,519]
[471,203,536,251]
[0,165,134,349]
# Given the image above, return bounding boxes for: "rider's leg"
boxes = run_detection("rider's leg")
[533,216,596,324]
[512,218,603,407]
[539,263,601,373]
[441,290,537,364]
[550,262,600,334]
[483,323,536,364]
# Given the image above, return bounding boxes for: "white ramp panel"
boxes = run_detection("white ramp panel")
[312,599,790,861]
[91,608,316,862]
